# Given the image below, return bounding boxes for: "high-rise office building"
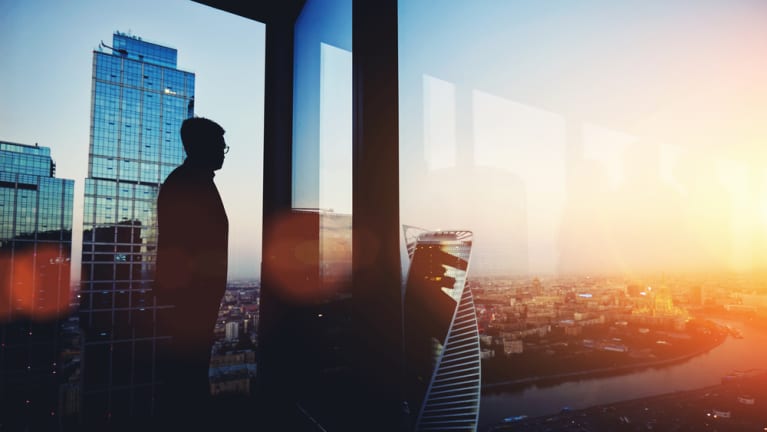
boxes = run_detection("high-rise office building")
[403,229,481,432]
[0,140,74,428]
[79,32,194,422]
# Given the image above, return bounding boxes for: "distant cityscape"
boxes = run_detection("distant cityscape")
[31,271,767,425]
[209,280,259,397]
[473,273,766,374]
[477,273,760,343]
[206,271,767,427]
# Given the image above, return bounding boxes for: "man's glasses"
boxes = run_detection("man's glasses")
[223,145,230,154]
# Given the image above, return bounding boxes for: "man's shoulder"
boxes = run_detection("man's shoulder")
[162,164,188,186]
[158,165,191,203]
[161,164,201,192]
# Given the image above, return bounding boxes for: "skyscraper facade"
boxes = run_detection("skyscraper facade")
[403,229,481,432]
[0,140,74,428]
[79,32,194,422]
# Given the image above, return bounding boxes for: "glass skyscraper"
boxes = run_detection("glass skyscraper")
[79,32,194,422]
[0,140,74,428]
[403,229,481,432]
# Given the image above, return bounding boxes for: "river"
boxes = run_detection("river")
[478,319,767,431]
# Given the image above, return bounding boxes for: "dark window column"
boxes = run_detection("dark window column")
[352,1,403,429]
[258,14,296,405]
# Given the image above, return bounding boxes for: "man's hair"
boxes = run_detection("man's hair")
[180,117,225,156]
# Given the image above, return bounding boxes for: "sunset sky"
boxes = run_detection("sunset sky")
[3,0,767,280]
[397,0,767,276]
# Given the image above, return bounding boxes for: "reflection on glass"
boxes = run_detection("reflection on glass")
[400,2,767,429]
[292,0,352,213]
[319,42,352,214]
[289,0,354,368]
[399,0,767,277]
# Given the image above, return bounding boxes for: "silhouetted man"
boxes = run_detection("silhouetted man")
[155,117,228,426]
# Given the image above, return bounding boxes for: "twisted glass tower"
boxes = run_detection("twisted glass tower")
[403,228,481,431]
[79,32,194,422]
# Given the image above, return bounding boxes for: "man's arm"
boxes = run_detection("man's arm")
[156,178,199,299]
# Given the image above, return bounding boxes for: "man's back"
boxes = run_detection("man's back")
[155,161,228,363]
[156,162,228,312]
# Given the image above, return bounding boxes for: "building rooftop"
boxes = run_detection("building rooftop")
[97,31,179,69]
[0,140,51,157]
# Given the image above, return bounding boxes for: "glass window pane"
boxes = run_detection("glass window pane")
[291,0,353,296]
[399,2,767,429]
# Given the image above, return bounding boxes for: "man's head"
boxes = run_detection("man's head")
[180,117,227,170]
